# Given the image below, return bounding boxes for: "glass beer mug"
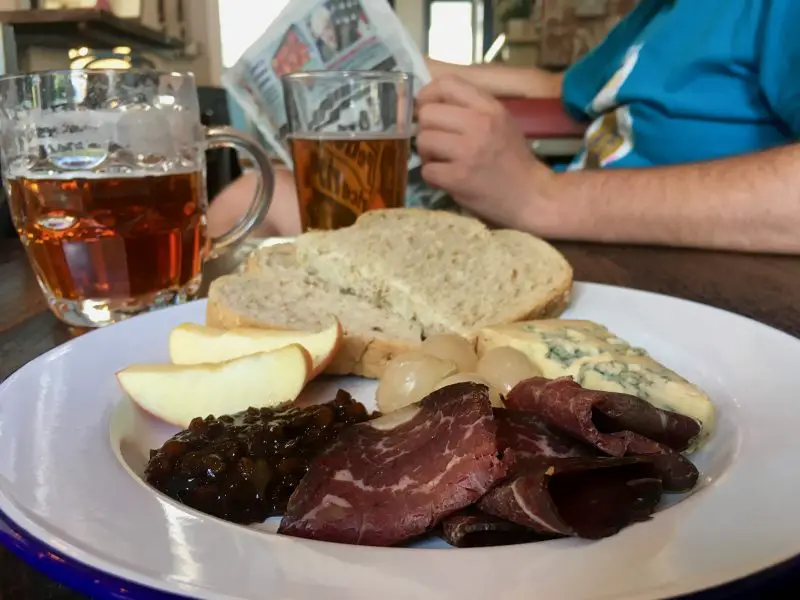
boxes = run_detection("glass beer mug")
[0,70,274,328]
[282,70,413,231]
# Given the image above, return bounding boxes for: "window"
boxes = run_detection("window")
[218,0,292,67]
[427,1,474,65]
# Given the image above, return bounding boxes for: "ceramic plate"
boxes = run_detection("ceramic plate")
[0,282,798,600]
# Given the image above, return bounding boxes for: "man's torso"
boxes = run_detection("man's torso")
[562,0,798,171]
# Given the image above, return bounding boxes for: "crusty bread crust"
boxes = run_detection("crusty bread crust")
[242,252,261,274]
[292,211,573,336]
[208,209,573,379]
[486,230,573,327]
[502,273,572,324]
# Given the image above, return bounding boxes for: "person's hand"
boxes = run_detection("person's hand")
[424,57,457,81]
[416,75,553,227]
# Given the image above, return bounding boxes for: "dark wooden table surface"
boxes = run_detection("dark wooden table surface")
[0,236,798,599]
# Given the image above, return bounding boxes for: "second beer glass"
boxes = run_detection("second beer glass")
[282,71,413,231]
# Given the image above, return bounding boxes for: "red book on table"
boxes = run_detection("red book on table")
[498,97,587,139]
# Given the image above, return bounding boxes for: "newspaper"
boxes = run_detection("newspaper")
[222,0,450,210]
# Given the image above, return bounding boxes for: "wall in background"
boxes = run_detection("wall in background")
[19,0,224,85]
[395,0,426,51]
[171,0,223,85]
[16,0,632,79]
[504,0,637,67]
[394,0,633,69]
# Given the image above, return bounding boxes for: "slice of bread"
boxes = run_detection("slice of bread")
[214,209,572,378]
[207,247,424,379]
[242,241,298,274]
[293,209,573,337]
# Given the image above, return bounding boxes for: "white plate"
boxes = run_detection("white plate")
[0,282,798,600]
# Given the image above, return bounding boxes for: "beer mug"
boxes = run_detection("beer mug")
[282,70,413,231]
[0,70,274,328]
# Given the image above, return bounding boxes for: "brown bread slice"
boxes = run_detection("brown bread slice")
[294,209,573,336]
[207,248,423,378]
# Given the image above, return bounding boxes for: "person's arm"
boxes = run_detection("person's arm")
[416,75,800,255]
[425,58,563,99]
[207,167,302,239]
[525,0,800,254]
[530,144,800,254]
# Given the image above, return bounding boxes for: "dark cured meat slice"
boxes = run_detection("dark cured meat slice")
[494,408,597,463]
[506,377,700,454]
[630,452,698,493]
[590,390,701,452]
[484,411,663,541]
[478,456,663,539]
[278,382,506,546]
[437,410,600,548]
[505,377,699,492]
[440,507,550,548]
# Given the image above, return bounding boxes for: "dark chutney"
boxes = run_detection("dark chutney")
[145,390,373,524]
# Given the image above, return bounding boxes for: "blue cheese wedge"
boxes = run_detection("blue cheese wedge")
[476,320,716,450]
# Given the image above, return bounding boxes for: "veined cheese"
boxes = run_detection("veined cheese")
[476,320,716,450]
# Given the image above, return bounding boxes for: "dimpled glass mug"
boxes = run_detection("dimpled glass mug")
[0,69,274,327]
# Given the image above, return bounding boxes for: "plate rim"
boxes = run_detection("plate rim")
[0,492,796,600]
[0,282,799,599]
[0,505,190,600]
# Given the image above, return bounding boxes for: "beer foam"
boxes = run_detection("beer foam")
[5,165,202,180]
[288,131,411,141]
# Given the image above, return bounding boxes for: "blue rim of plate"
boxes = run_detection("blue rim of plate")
[0,506,189,600]
[0,502,797,600]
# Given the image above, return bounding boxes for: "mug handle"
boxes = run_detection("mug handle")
[205,125,275,254]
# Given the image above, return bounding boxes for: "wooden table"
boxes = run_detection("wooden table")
[0,236,798,598]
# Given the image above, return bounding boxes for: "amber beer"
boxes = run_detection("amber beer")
[7,170,208,302]
[290,133,410,231]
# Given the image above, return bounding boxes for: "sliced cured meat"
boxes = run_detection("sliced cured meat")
[505,377,699,491]
[440,507,549,548]
[506,377,700,454]
[437,410,607,547]
[589,389,702,452]
[494,408,596,462]
[279,382,506,546]
[478,456,663,539]
[633,452,698,492]
[479,409,667,541]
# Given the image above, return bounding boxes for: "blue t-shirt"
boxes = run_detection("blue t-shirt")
[562,0,800,170]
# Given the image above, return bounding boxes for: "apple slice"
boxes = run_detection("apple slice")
[168,320,342,378]
[117,344,312,428]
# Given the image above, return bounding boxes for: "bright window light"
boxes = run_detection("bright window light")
[219,0,292,67]
[428,1,474,65]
